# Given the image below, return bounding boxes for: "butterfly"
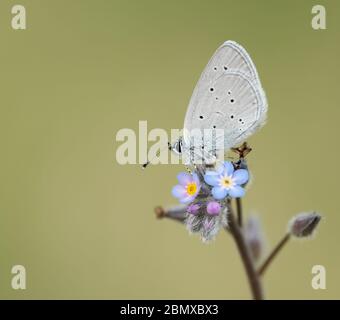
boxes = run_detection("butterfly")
[173,40,267,165]
[142,41,267,168]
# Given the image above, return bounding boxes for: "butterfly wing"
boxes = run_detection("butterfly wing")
[183,41,267,160]
[195,40,261,84]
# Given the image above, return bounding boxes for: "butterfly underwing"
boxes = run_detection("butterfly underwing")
[181,41,267,164]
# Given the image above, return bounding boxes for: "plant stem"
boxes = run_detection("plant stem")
[227,206,264,300]
[258,233,290,276]
[236,198,242,227]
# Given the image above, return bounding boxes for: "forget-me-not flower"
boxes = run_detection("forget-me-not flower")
[172,172,201,204]
[204,161,249,200]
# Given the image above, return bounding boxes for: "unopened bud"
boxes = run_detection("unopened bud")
[187,203,200,215]
[288,212,321,238]
[206,201,221,216]
[244,215,266,262]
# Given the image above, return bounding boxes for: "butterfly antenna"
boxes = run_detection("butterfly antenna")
[142,161,150,169]
[141,142,172,169]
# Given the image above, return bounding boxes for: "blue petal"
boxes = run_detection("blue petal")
[177,172,191,186]
[204,171,220,186]
[223,161,235,176]
[180,195,195,204]
[172,185,186,198]
[233,169,249,185]
[192,173,201,186]
[216,163,225,174]
[212,186,228,200]
[229,186,245,198]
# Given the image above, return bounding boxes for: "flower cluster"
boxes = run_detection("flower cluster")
[171,161,249,241]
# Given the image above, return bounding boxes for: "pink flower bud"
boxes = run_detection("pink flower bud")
[206,201,221,215]
[187,203,200,215]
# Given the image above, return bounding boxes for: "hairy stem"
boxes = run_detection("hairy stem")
[236,198,243,227]
[258,233,290,276]
[227,206,264,300]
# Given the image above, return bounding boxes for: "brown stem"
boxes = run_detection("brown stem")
[236,198,243,227]
[258,233,290,276]
[227,206,264,300]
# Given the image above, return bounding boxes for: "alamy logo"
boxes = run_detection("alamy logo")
[11,5,26,30]
[115,121,226,166]
[11,265,26,290]
[311,5,326,30]
[311,265,326,290]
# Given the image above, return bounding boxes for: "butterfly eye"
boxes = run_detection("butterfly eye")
[213,67,217,71]
[209,87,214,92]
[199,115,204,119]
[172,140,182,154]
[230,115,234,119]
[224,66,228,70]
[230,99,235,103]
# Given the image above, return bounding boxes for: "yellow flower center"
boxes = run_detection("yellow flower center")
[186,182,197,196]
[221,176,233,188]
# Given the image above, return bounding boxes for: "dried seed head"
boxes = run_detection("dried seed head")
[155,205,187,223]
[154,206,165,219]
[288,212,322,238]
[231,142,252,159]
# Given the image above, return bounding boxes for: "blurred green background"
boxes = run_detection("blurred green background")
[0,0,339,299]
